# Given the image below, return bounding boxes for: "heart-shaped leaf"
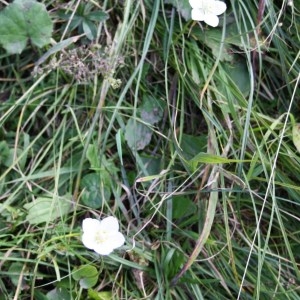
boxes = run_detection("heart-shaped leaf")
[72,265,99,289]
[80,173,111,209]
[0,0,53,54]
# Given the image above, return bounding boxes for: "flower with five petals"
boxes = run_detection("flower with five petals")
[82,216,125,255]
[189,0,227,27]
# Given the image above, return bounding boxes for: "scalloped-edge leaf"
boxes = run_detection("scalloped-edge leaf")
[80,173,111,209]
[0,0,53,54]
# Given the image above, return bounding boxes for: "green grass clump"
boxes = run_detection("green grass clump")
[0,0,299,299]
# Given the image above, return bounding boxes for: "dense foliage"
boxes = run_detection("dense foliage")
[0,0,299,299]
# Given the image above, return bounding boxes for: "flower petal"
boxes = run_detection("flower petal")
[189,0,204,9]
[82,216,125,255]
[93,243,114,255]
[191,9,205,21]
[204,14,219,27]
[214,1,227,15]
[82,218,101,232]
[108,232,125,249]
[99,216,119,232]
[82,231,97,249]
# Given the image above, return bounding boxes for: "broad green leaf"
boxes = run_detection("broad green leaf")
[0,0,53,54]
[200,28,233,62]
[88,290,112,300]
[4,133,29,169]
[172,196,197,219]
[192,22,255,64]
[292,123,300,153]
[8,262,24,287]
[0,141,10,167]
[164,0,191,21]
[47,287,71,300]
[80,173,111,209]
[140,96,165,125]
[33,290,49,300]
[82,20,95,40]
[6,148,27,169]
[180,134,207,160]
[69,16,83,31]
[72,265,99,289]
[162,248,185,278]
[24,196,71,225]
[140,155,162,176]
[223,55,250,96]
[125,118,153,151]
[87,11,109,22]
[86,144,100,169]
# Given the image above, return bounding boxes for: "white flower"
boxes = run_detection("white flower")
[82,217,125,255]
[189,0,227,27]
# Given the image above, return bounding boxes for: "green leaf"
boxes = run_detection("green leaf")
[223,55,251,96]
[35,35,83,67]
[140,155,162,176]
[5,148,26,169]
[0,0,53,54]
[162,248,185,278]
[8,262,24,287]
[292,123,300,153]
[86,144,100,169]
[164,0,191,21]
[47,287,71,300]
[33,290,49,300]
[82,20,95,40]
[125,118,153,151]
[172,196,197,219]
[69,16,83,31]
[88,11,109,22]
[202,29,233,62]
[0,141,10,167]
[189,152,251,171]
[140,95,165,125]
[191,22,254,63]
[3,133,30,169]
[72,265,99,289]
[180,134,207,160]
[80,173,111,209]
[24,196,71,225]
[88,290,113,300]
[86,144,119,174]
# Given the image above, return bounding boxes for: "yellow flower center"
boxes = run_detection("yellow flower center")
[202,1,215,13]
[94,230,109,244]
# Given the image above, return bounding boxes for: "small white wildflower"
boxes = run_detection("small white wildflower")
[189,0,227,27]
[82,216,125,255]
